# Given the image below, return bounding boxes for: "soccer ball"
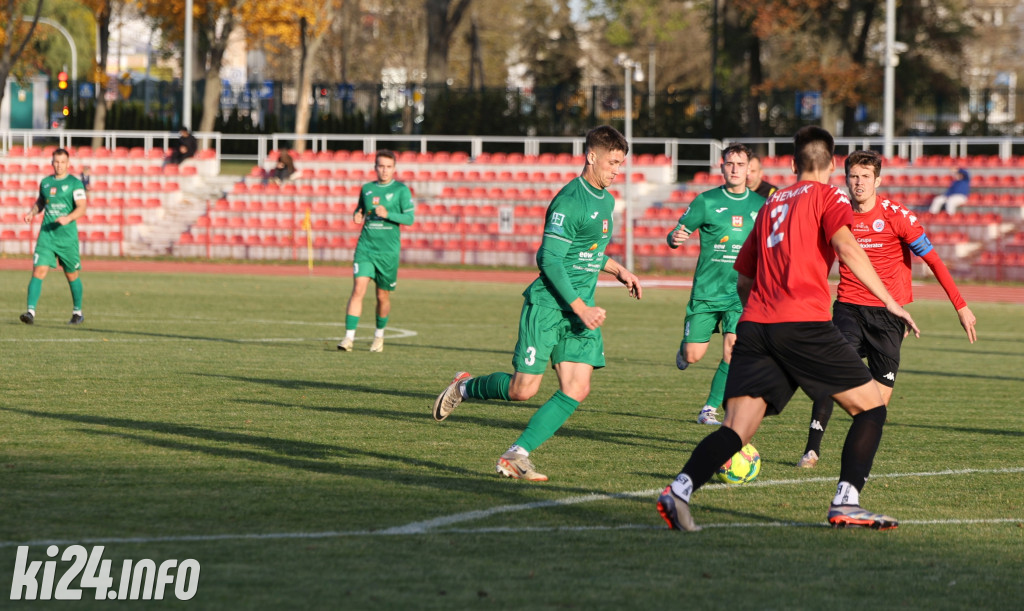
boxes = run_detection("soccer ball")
[715,443,761,484]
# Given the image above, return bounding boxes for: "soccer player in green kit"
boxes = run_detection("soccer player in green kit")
[337,150,415,353]
[431,125,643,481]
[20,148,88,325]
[668,143,765,425]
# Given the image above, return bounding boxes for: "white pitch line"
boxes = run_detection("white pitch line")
[1,466,1021,548]
[0,326,418,343]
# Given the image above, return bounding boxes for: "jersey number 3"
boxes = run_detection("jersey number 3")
[767,203,789,248]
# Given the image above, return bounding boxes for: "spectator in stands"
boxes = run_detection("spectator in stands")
[746,153,778,199]
[929,168,970,215]
[263,151,299,185]
[165,127,198,166]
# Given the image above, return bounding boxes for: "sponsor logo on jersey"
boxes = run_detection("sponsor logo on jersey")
[883,371,895,381]
[579,251,596,260]
[551,212,565,226]
[873,219,885,232]
[602,219,608,233]
[588,243,598,251]
[715,207,728,213]
[372,196,380,206]
[908,214,918,225]
[732,215,743,227]
[590,210,599,219]
[49,188,57,195]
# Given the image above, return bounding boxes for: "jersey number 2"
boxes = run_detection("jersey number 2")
[767,203,789,247]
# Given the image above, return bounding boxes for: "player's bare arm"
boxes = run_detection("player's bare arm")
[570,297,607,330]
[668,225,691,247]
[832,226,920,337]
[736,273,753,306]
[957,305,978,343]
[602,257,642,300]
[58,195,88,226]
[24,196,45,223]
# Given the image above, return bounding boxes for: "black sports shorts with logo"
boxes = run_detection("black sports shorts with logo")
[724,320,874,415]
[831,300,905,388]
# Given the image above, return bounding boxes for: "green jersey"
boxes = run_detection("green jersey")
[523,177,615,311]
[353,180,415,258]
[671,186,764,303]
[37,174,86,248]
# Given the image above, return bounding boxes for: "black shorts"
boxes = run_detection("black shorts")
[725,321,874,415]
[832,300,905,388]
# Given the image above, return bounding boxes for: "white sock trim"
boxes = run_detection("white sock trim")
[670,473,694,504]
[833,481,860,506]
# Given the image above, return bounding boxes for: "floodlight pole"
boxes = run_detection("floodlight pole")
[883,0,896,159]
[182,0,194,129]
[618,54,643,272]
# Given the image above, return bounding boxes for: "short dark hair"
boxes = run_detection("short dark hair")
[722,143,752,163]
[52,148,70,160]
[793,126,834,173]
[584,125,628,156]
[844,150,882,177]
[375,150,397,164]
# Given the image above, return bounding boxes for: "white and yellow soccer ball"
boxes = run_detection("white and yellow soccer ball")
[715,443,761,484]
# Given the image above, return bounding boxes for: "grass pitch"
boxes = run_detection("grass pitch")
[1,269,1022,609]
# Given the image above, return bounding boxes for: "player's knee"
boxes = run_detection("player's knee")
[508,386,538,402]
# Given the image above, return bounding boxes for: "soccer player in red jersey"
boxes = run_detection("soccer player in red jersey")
[656,126,920,532]
[797,150,977,468]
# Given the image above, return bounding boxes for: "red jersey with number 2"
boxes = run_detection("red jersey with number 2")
[734,181,853,323]
[837,196,923,307]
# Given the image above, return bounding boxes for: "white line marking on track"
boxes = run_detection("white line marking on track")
[1,466,1020,548]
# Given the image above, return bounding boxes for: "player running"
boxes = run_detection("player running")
[656,126,919,532]
[431,125,643,482]
[20,148,87,325]
[797,150,977,468]
[668,143,765,425]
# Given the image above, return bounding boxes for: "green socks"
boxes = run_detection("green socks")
[375,315,389,330]
[706,359,729,408]
[514,390,580,452]
[465,372,511,401]
[345,314,359,331]
[68,278,83,311]
[27,277,42,311]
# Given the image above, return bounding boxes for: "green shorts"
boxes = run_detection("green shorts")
[34,239,81,272]
[512,301,605,374]
[682,298,742,344]
[352,254,398,291]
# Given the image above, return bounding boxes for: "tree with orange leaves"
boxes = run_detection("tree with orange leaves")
[240,0,342,152]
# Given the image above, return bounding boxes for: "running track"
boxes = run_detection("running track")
[0,258,1022,304]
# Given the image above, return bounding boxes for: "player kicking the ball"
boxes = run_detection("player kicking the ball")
[431,125,642,482]
[797,150,977,469]
[657,127,918,532]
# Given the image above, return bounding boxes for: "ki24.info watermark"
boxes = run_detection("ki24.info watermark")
[10,545,199,601]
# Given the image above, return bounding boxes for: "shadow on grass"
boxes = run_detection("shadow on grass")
[199,373,684,450]
[897,366,1024,383]
[886,421,1024,438]
[0,407,606,499]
